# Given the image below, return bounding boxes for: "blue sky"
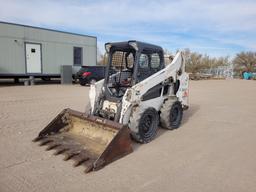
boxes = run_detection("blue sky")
[1,0,256,57]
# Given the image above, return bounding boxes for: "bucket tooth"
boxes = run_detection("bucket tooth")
[48,135,65,143]
[46,143,60,151]
[83,160,94,173]
[63,150,80,161]
[39,139,53,146]
[74,159,89,167]
[73,156,90,167]
[33,136,43,142]
[53,147,68,155]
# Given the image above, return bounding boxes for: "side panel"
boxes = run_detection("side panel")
[0,31,25,74]
[84,46,97,66]
[25,26,97,74]
[0,22,97,75]
[176,73,189,107]
[42,42,73,74]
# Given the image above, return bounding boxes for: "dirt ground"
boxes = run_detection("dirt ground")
[0,80,256,192]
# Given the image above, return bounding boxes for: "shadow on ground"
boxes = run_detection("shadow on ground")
[0,79,77,87]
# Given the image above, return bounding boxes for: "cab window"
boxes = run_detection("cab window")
[139,54,149,68]
[151,53,160,69]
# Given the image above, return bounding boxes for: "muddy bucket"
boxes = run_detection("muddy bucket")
[33,108,133,173]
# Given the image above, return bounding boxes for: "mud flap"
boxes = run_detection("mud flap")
[33,108,133,173]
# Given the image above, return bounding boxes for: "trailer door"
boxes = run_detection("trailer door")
[25,43,42,74]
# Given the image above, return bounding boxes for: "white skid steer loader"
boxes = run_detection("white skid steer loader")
[34,40,189,173]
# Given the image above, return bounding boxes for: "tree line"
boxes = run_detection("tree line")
[97,48,256,75]
[183,49,256,75]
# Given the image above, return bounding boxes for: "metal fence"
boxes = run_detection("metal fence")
[201,64,234,79]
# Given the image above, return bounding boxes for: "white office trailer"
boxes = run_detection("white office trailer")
[0,22,97,81]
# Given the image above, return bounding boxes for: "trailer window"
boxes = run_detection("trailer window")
[73,47,83,66]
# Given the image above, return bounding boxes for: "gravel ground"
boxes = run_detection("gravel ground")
[0,80,256,192]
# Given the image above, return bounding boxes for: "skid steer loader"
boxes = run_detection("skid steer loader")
[34,40,189,173]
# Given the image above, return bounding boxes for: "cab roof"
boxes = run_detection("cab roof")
[105,40,163,54]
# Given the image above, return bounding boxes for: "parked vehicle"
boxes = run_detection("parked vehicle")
[75,66,106,85]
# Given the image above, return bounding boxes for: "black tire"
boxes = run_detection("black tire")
[129,107,159,143]
[160,99,183,129]
[79,80,86,86]
[73,77,79,84]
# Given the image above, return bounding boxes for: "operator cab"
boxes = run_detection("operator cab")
[104,41,164,100]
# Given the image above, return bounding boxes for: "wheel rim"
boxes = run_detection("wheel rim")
[141,115,152,134]
[138,109,158,142]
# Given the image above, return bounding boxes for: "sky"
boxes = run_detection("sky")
[0,0,256,57]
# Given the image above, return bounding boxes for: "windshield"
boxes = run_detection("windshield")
[110,50,134,70]
[107,50,135,97]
